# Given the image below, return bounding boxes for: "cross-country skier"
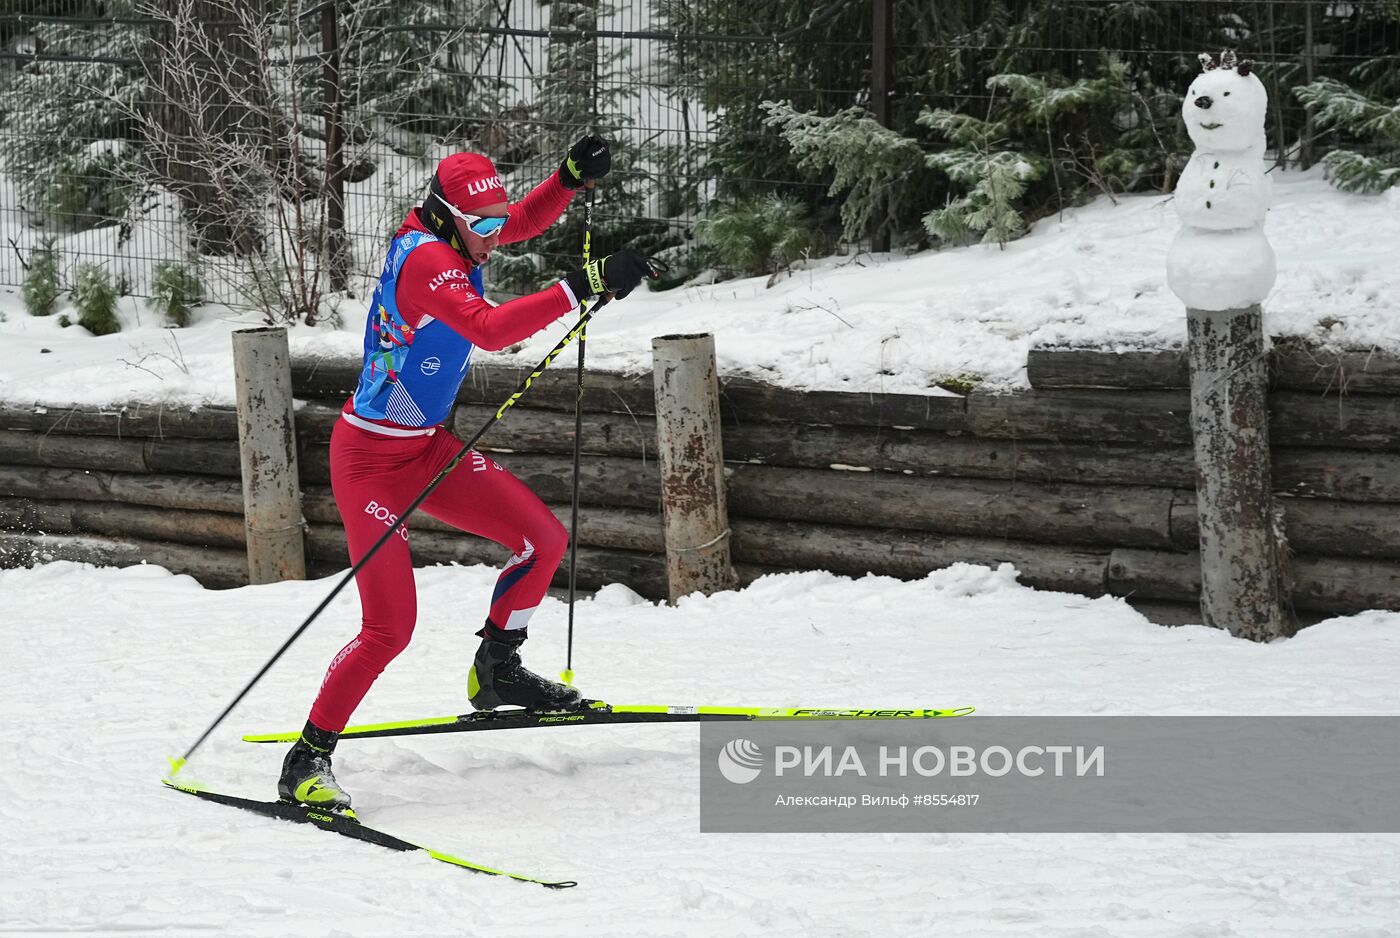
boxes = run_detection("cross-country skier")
[278,136,657,810]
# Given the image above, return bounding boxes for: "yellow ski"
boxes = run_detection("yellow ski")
[244,703,975,744]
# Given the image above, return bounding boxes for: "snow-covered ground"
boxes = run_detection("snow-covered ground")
[2,561,1398,936]
[1,168,1397,409]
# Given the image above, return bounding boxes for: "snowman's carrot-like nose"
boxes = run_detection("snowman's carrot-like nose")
[1194,95,1214,109]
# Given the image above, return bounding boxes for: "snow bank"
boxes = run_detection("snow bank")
[2,168,1396,409]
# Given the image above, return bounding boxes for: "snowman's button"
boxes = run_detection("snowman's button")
[1213,161,1219,169]
[1209,180,1215,188]
[1206,201,1212,208]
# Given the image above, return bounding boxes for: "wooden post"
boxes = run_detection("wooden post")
[652,333,737,602]
[232,327,306,584]
[1186,306,1294,639]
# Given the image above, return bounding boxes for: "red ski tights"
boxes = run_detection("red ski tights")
[308,419,566,732]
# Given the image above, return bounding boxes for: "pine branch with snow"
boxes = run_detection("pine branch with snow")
[1296,76,1400,194]
[693,194,815,278]
[923,148,1046,247]
[916,110,1010,150]
[760,102,926,243]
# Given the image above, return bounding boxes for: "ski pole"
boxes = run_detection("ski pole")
[561,184,595,687]
[168,303,609,780]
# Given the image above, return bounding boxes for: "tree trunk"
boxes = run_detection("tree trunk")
[321,1,349,291]
[146,0,267,255]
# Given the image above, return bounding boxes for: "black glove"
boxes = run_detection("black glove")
[565,250,655,301]
[559,134,611,190]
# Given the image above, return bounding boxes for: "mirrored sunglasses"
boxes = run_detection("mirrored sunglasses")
[443,199,508,237]
[464,213,508,237]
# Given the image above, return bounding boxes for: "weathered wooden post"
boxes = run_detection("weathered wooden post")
[652,333,737,602]
[232,326,306,584]
[1167,52,1294,639]
[1185,307,1293,637]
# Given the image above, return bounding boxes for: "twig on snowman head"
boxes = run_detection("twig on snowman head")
[1199,51,1251,74]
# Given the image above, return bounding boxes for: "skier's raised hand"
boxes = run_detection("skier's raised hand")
[559,134,611,190]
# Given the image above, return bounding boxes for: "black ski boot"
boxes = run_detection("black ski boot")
[278,721,353,812]
[468,621,583,711]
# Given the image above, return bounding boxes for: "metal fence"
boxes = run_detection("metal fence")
[0,0,1393,313]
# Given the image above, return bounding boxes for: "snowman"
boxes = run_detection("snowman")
[1166,51,1276,311]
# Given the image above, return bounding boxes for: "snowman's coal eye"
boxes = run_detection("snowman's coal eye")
[1224,91,1232,96]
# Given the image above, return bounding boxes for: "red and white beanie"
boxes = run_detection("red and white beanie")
[433,153,507,213]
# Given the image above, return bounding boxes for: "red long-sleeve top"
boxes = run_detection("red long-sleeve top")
[392,172,578,351]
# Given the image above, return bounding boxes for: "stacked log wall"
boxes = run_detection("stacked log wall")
[3,340,1398,626]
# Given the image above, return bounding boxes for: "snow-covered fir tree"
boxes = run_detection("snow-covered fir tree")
[759,103,926,246]
[0,0,145,229]
[918,111,1047,248]
[320,0,501,142]
[760,57,1178,249]
[692,193,814,278]
[1296,59,1400,194]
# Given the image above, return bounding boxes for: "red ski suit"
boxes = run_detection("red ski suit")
[310,173,579,733]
